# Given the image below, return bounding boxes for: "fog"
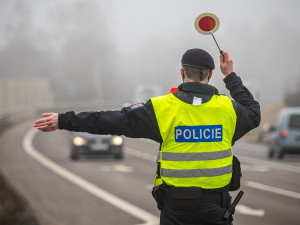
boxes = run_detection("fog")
[0,0,300,109]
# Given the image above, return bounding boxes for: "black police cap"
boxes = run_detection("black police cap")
[181,48,215,70]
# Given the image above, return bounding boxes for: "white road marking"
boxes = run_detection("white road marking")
[234,141,267,153]
[144,184,155,191]
[99,165,111,172]
[245,181,300,200]
[137,139,300,172]
[237,154,300,174]
[124,147,157,162]
[242,165,270,172]
[23,128,159,225]
[116,141,300,217]
[236,204,265,217]
[126,147,272,218]
[114,164,133,173]
[234,141,300,173]
[98,165,133,173]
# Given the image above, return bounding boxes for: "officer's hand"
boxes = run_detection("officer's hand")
[33,112,59,132]
[220,49,233,76]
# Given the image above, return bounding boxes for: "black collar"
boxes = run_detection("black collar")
[177,82,219,95]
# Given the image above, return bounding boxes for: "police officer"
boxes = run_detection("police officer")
[34,49,260,225]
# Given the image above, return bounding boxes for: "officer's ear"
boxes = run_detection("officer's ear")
[208,70,213,82]
[180,68,185,80]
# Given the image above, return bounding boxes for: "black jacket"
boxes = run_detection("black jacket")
[59,72,260,146]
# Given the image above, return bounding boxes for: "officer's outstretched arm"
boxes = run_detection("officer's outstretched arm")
[220,49,233,76]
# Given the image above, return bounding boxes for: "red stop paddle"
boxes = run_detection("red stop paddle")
[194,13,224,59]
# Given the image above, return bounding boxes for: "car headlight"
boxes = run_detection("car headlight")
[111,136,123,146]
[73,137,86,146]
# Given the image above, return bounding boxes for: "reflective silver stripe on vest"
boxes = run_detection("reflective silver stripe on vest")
[157,152,160,161]
[161,165,232,178]
[161,148,232,161]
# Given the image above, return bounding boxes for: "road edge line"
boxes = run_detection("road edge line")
[22,128,159,225]
[236,155,300,174]
[245,181,300,200]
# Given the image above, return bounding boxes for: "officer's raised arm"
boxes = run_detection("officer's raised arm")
[219,49,233,76]
[220,49,261,143]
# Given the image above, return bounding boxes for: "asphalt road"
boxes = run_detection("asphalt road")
[1,118,300,225]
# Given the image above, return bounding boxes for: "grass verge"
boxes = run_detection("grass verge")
[0,172,39,225]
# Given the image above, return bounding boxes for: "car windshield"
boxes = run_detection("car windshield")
[289,115,300,129]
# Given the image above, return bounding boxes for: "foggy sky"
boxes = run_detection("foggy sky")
[0,0,300,107]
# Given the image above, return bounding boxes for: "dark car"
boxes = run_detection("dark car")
[268,108,300,159]
[70,132,123,160]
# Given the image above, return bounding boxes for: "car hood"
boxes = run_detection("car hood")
[70,132,113,139]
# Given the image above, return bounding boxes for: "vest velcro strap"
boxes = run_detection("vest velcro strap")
[161,148,232,161]
[161,165,232,178]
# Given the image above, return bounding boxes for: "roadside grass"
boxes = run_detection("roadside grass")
[0,173,39,225]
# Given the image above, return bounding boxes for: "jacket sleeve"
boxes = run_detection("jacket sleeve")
[58,100,163,143]
[223,72,261,145]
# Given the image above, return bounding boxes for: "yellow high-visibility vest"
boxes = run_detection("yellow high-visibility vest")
[151,93,237,189]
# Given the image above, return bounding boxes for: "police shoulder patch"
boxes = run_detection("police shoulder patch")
[130,103,144,110]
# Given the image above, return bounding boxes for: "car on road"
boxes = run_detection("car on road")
[70,132,123,160]
[268,107,300,159]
